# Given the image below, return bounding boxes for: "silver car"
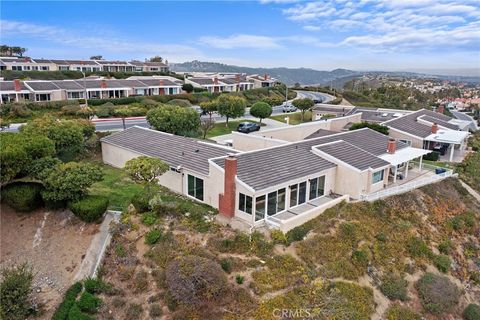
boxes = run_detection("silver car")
[282,104,297,113]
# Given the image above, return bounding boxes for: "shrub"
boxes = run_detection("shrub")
[270,229,287,245]
[141,212,158,226]
[385,305,421,320]
[68,195,109,223]
[131,186,157,212]
[145,229,162,245]
[463,304,480,320]
[406,236,432,259]
[125,303,143,320]
[380,273,409,301]
[52,282,83,320]
[286,224,311,243]
[423,151,440,161]
[149,303,163,318]
[1,182,43,212]
[433,254,451,273]
[0,264,34,320]
[77,291,101,313]
[415,272,460,315]
[167,98,192,108]
[236,275,244,284]
[165,255,228,306]
[84,277,105,294]
[438,239,454,254]
[67,304,94,320]
[220,258,232,273]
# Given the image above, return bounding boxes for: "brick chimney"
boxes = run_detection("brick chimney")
[437,105,445,114]
[13,79,21,91]
[235,74,241,82]
[159,79,164,86]
[387,138,396,154]
[264,74,268,80]
[100,80,107,88]
[431,123,438,134]
[213,77,219,85]
[219,154,237,218]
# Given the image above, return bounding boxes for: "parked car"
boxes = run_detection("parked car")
[313,98,323,104]
[282,104,297,113]
[237,122,260,133]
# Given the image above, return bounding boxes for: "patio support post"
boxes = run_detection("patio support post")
[393,166,398,183]
[449,143,455,162]
[419,156,423,171]
[405,161,409,179]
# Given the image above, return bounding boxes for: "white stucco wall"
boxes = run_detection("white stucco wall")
[388,128,424,149]
[231,132,288,151]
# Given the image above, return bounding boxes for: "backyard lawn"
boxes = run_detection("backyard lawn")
[270,111,312,125]
[88,163,143,211]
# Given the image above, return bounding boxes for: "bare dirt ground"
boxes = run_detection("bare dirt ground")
[0,204,99,318]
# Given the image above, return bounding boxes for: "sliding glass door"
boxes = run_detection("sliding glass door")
[290,182,307,208]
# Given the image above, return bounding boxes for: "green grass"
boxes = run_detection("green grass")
[88,164,143,210]
[200,120,264,139]
[270,111,312,125]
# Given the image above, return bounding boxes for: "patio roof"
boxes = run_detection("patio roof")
[379,147,431,166]
[424,129,470,144]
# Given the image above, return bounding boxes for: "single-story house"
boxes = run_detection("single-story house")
[101,126,439,232]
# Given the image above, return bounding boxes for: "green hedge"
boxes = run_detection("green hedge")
[464,304,480,320]
[68,195,109,223]
[52,282,83,320]
[1,182,44,212]
[423,151,440,161]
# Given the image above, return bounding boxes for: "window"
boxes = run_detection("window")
[309,176,326,200]
[399,139,412,146]
[12,66,22,71]
[255,195,265,221]
[372,170,384,184]
[187,174,204,201]
[290,182,307,207]
[238,193,252,215]
[67,92,83,99]
[41,66,49,71]
[35,94,51,101]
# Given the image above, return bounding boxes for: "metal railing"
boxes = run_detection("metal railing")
[360,169,455,202]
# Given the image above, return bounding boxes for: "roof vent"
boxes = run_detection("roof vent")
[195,149,199,153]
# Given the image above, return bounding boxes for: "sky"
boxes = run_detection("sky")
[1,0,479,75]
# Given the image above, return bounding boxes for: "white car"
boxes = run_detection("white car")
[282,103,297,113]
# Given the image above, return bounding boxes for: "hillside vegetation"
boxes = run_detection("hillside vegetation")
[93,178,479,319]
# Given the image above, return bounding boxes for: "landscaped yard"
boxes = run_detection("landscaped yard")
[200,119,264,139]
[88,163,143,211]
[270,111,312,125]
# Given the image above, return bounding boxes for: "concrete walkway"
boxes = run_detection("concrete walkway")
[73,211,120,281]
[460,180,480,203]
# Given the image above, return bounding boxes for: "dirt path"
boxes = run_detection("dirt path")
[0,205,99,318]
[460,180,480,202]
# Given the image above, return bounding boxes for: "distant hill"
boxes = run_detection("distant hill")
[170,60,480,85]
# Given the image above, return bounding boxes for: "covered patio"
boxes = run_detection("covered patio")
[423,129,470,162]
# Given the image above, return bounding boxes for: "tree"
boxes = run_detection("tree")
[0,263,34,320]
[199,100,218,120]
[146,105,200,135]
[200,118,216,139]
[165,255,227,306]
[112,107,134,130]
[41,162,103,202]
[250,101,272,124]
[216,95,246,127]
[20,117,94,161]
[90,55,103,60]
[349,122,389,135]
[125,156,169,184]
[292,98,314,121]
[0,133,55,184]
[182,83,194,93]
[149,56,163,63]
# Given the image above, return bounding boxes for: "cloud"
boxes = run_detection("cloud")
[0,19,203,61]
[276,0,480,52]
[198,34,281,49]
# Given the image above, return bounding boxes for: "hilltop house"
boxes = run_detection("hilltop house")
[101,125,440,232]
[184,75,254,93]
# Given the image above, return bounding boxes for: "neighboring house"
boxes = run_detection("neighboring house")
[345,107,411,124]
[247,74,276,88]
[184,75,254,93]
[101,125,437,232]
[0,57,170,73]
[381,109,471,162]
[0,77,182,103]
[312,104,354,120]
